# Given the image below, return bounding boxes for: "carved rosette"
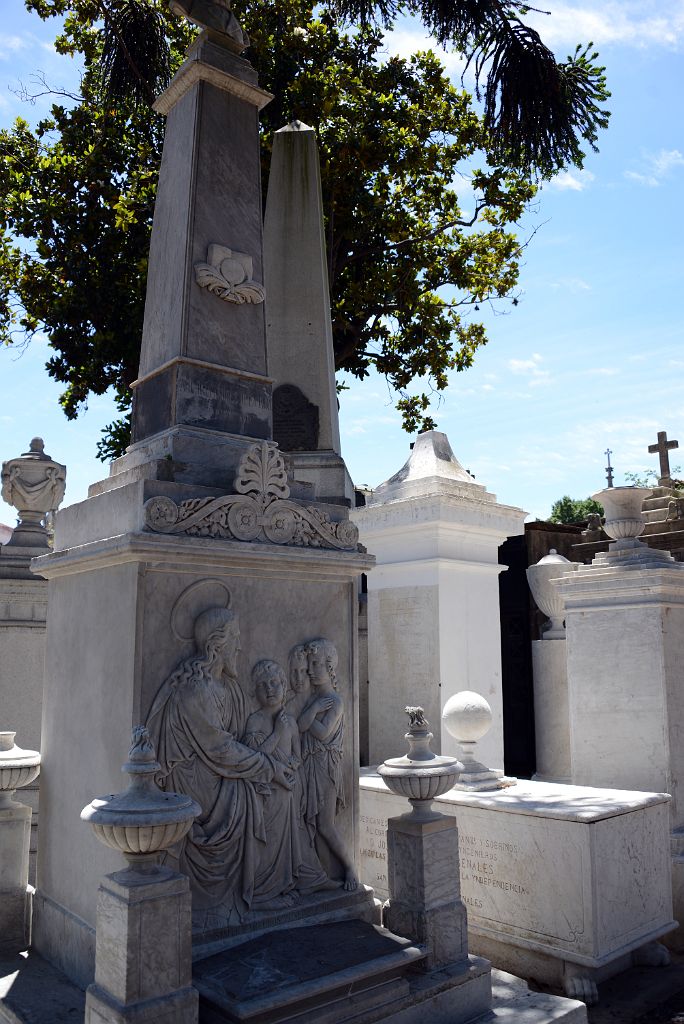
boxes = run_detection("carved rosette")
[195,244,265,305]
[144,442,359,551]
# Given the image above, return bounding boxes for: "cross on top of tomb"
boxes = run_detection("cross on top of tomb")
[648,430,679,486]
[605,448,614,488]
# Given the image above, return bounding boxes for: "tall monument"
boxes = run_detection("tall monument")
[31,7,496,1020]
[32,1,370,992]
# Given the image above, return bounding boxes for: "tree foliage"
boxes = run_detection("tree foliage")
[331,0,610,176]
[624,468,684,490]
[548,495,603,525]
[0,0,609,460]
[1,0,545,458]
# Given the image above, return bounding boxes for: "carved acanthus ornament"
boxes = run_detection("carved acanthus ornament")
[143,442,359,550]
[195,245,265,305]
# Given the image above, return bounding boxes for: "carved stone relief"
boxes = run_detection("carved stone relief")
[195,245,265,305]
[143,441,359,550]
[146,586,355,929]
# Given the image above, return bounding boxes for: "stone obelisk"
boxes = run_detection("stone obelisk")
[32,5,370,989]
[263,121,353,505]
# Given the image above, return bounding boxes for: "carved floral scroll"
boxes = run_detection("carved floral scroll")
[143,441,359,550]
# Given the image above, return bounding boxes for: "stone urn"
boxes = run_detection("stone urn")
[378,707,461,820]
[1,438,66,548]
[593,486,651,549]
[0,732,41,808]
[526,549,579,639]
[81,726,200,878]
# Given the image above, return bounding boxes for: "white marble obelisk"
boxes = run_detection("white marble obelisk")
[263,121,353,505]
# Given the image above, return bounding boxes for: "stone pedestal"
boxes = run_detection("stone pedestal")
[352,430,526,769]
[531,639,570,783]
[384,813,468,971]
[85,869,197,1024]
[0,799,32,954]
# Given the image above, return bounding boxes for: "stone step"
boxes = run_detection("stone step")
[193,919,426,1023]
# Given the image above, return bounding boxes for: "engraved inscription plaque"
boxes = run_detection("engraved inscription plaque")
[273,384,319,452]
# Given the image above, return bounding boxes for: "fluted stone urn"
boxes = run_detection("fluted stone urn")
[0,732,41,808]
[526,549,579,639]
[378,707,461,820]
[81,726,200,878]
[1,438,66,549]
[593,486,651,549]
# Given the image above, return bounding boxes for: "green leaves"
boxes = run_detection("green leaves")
[4,0,544,456]
[549,496,604,524]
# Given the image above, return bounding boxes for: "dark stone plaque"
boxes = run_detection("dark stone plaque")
[273,384,319,452]
[131,362,272,443]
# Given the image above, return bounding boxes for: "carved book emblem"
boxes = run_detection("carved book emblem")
[143,441,359,550]
[195,244,265,305]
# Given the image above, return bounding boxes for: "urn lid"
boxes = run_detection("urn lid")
[535,548,571,565]
[0,732,41,768]
[81,726,199,827]
[380,707,461,774]
[20,438,53,462]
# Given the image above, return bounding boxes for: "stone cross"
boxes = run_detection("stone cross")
[648,431,679,486]
[605,448,614,488]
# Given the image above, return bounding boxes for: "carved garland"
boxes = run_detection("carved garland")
[143,441,359,551]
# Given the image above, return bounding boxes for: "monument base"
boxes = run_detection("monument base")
[193,918,491,1024]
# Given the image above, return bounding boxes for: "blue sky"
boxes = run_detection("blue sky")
[1,0,683,523]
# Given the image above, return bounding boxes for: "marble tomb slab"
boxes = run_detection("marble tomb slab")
[359,773,675,989]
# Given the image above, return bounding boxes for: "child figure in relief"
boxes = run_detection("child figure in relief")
[298,638,358,891]
[243,660,301,907]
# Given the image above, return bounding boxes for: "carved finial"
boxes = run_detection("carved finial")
[404,706,428,729]
[127,726,155,764]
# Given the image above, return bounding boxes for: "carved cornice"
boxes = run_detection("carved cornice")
[153,58,273,115]
[143,441,359,551]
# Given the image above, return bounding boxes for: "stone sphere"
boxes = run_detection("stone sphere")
[442,691,492,743]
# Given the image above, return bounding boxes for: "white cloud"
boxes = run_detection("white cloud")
[584,367,620,376]
[549,169,595,192]
[526,2,684,49]
[383,26,470,79]
[625,148,684,187]
[508,353,544,374]
[0,34,28,59]
[550,276,592,292]
[507,352,552,386]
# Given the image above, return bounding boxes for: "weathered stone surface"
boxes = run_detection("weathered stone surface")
[531,638,571,783]
[360,773,675,997]
[273,384,319,452]
[384,814,468,971]
[264,122,340,456]
[352,430,526,769]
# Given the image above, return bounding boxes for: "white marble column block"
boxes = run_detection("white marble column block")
[0,732,41,954]
[352,430,526,770]
[384,813,468,971]
[531,639,571,783]
[0,800,32,954]
[85,870,197,1024]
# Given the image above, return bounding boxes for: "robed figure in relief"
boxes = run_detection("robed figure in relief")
[146,606,294,924]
